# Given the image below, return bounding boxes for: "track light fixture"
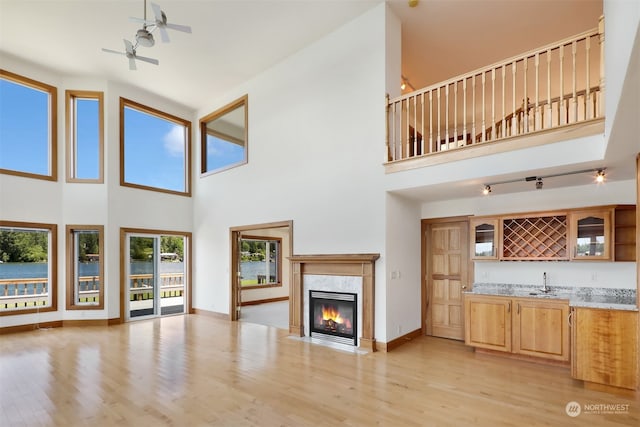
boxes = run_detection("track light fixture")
[401,75,415,92]
[481,167,606,195]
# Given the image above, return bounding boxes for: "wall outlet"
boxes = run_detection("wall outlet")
[591,272,598,282]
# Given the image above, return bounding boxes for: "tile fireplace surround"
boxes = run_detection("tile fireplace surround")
[289,254,379,352]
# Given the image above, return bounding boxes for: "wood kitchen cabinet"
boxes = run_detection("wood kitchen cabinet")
[465,295,511,352]
[465,294,570,361]
[512,299,569,361]
[469,205,635,262]
[470,218,500,260]
[569,208,613,260]
[614,205,636,261]
[571,307,638,390]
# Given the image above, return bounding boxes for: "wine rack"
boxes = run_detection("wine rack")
[502,215,568,260]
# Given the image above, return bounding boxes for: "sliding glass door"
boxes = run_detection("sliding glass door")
[126,233,186,320]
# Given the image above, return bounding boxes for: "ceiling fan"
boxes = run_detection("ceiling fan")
[130,1,193,45]
[101,0,192,70]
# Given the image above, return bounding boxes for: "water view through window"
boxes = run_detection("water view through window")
[240,237,279,287]
[0,225,55,312]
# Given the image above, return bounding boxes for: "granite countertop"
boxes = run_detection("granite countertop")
[466,283,638,311]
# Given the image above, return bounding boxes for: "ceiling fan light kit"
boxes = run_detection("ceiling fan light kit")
[101,0,192,70]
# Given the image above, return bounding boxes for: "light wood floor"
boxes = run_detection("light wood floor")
[1,315,638,426]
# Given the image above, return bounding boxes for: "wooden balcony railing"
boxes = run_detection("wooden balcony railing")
[0,273,185,310]
[386,18,604,164]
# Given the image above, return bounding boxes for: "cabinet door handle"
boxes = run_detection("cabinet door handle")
[568,310,573,327]
[507,302,511,313]
[517,303,520,314]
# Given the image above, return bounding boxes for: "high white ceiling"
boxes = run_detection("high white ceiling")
[0,0,381,109]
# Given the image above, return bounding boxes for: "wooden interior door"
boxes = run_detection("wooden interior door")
[428,221,469,340]
[229,230,242,321]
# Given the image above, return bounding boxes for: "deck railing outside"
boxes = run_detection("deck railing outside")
[387,18,604,163]
[0,273,185,310]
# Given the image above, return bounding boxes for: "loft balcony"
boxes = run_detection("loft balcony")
[385,18,605,174]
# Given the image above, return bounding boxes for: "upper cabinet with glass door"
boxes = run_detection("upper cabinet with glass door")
[470,217,500,260]
[569,208,613,260]
[200,95,248,175]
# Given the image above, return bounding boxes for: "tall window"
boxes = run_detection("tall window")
[120,98,191,196]
[66,225,104,310]
[66,91,104,182]
[0,70,57,180]
[240,236,281,288]
[0,221,57,315]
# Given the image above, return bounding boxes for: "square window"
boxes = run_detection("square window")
[0,221,57,315]
[120,98,191,196]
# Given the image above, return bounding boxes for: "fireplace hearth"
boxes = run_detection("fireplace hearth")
[309,291,357,346]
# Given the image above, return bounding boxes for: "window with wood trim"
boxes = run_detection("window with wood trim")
[0,221,57,315]
[66,225,104,310]
[200,95,248,175]
[0,69,57,181]
[120,98,191,196]
[240,236,281,288]
[66,90,104,182]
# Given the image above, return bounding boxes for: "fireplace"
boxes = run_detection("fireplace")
[309,291,357,346]
[289,254,379,351]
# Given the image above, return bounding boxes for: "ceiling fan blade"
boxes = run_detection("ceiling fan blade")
[129,17,153,25]
[101,48,125,56]
[123,39,134,54]
[151,3,165,24]
[159,27,170,43]
[135,55,159,66]
[129,57,137,71]
[165,23,192,33]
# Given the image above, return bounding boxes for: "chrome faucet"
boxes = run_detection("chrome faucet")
[541,272,550,293]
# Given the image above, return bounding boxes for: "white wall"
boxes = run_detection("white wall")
[603,0,640,140]
[0,54,194,327]
[192,4,389,338]
[385,192,421,340]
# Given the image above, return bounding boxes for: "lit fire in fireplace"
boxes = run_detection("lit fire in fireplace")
[319,304,352,332]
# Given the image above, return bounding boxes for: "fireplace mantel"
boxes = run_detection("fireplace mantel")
[289,253,379,351]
